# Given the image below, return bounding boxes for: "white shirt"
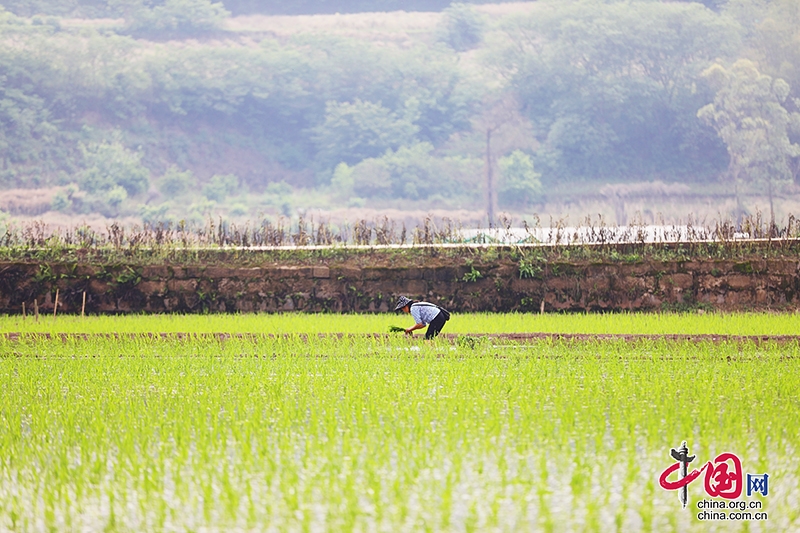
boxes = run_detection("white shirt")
[410,302,440,325]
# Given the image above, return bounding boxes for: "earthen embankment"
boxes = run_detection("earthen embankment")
[1,254,798,313]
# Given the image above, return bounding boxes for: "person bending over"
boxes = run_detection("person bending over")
[394,295,450,339]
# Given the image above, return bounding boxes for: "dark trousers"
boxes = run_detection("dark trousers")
[425,312,447,339]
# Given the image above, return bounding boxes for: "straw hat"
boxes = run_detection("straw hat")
[394,295,413,311]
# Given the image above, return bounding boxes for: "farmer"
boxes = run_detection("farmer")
[394,295,450,339]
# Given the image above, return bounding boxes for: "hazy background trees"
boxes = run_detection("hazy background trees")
[492,1,741,183]
[698,60,800,224]
[0,0,798,226]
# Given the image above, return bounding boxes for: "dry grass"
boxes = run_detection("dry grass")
[51,2,542,50]
[7,212,141,232]
[7,182,800,233]
[474,2,540,16]
[301,206,483,227]
[59,17,123,28]
[225,12,438,47]
[6,190,800,235]
[224,2,538,44]
[226,12,440,35]
[0,187,67,216]
[541,192,800,227]
[50,3,542,52]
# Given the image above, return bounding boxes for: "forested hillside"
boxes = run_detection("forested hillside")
[1,0,724,17]
[0,0,798,226]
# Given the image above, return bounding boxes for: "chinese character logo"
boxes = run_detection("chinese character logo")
[658,441,769,508]
[747,474,769,496]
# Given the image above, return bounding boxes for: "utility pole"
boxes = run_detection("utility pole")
[485,128,495,227]
[472,92,533,229]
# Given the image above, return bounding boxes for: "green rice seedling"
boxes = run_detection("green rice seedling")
[3,310,800,336]
[1,334,798,531]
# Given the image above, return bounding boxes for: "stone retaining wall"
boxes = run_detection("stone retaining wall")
[1,258,799,314]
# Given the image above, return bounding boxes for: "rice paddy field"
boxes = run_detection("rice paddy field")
[2,312,799,532]
[4,311,800,335]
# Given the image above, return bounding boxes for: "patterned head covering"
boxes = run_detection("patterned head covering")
[394,295,413,311]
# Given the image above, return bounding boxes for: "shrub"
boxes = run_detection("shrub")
[203,174,239,202]
[80,141,149,196]
[330,162,355,200]
[51,190,71,212]
[350,142,459,201]
[105,186,128,212]
[265,181,292,216]
[498,150,542,209]
[140,202,174,226]
[124,0,230,38]
[313,100,418,169]
[229,203,248,217]
[188,198,217,225]
[436,3,485,52]
[159,166,196,197]
[351,158,392,199]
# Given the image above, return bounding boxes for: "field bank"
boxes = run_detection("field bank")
[2,245,800,314]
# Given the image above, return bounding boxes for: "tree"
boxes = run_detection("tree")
[80,140,149,196]
[393,47,478,147]
[350,158,392,199]
[749,0,800,97]
[120,0,230,38]
[159,166,195,197]
[0,20,62,181]
[469,93,534,224]
[0,84,56,171]
[722,0,772,38]
[735,0,800,183]
[498,150,541,209]
[1,0,469,17]
[202,173,239,202]
[493,0,741,182]
[104,185,128,217]
[312,99,418,172]
[436,3,486,52]
[697,60,800,226]
[306,37,476,148]
[330,162,355,201]
[381,142,439,200]
[347,142,469,201]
